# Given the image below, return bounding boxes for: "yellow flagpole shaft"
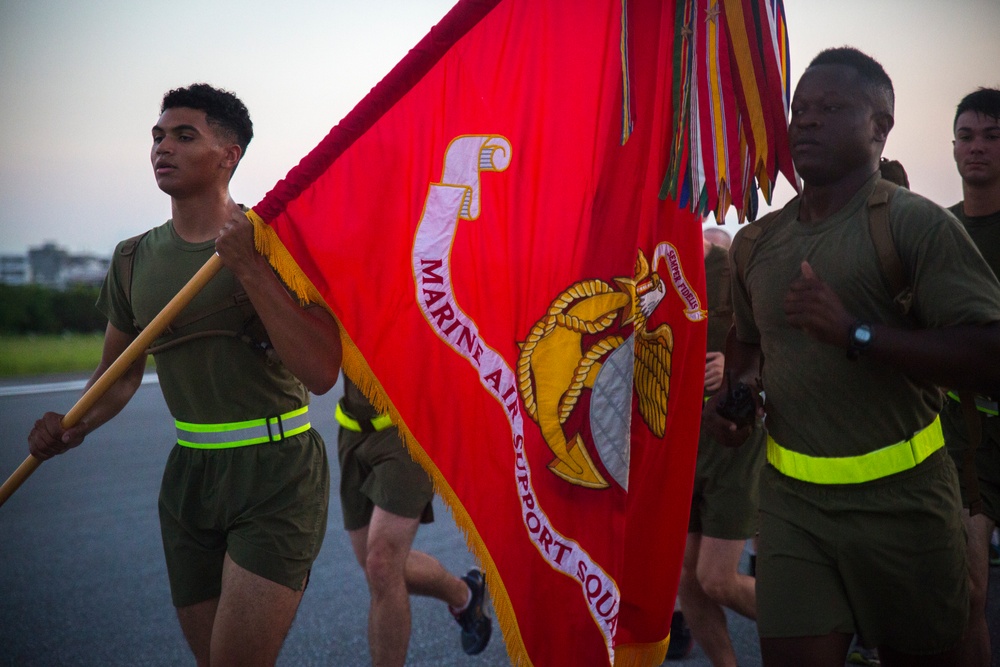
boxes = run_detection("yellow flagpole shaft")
[0,253,224,509]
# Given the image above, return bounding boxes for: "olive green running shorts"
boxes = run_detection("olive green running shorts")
[337,425,434,531]
[158,429,330,608]
[756,448,969,654]
[942,397,1000,522]
[688,424,766,539]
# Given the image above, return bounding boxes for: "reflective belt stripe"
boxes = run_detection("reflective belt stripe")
[766,415,944,484]
[334,402,393,432]
[175,406,310,449]
[946,391,999,416]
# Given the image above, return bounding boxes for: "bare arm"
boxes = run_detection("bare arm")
[215,211,342,395]
[28,323,147,460]
[863,323,1000,394]
[784,261,1000,394]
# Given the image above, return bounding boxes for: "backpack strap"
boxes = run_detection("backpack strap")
[729,207,787,386]
[957,390,984,516]
[116,230,149,316]
[736,182,981,508]
[868,178,983,513]
[734,181,908,310]
[162,288,251,333]
[731,206,787,290]
[116,230,273,361]
[866,179,913,316]
[147,284,274,359]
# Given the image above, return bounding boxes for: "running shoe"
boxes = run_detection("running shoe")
[665,610,693,660]
[452,568,493,655]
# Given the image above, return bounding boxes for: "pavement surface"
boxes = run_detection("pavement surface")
[0,376,509,666]
[0,374,997,666]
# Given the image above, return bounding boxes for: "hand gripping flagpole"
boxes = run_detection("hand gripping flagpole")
[0,253,224,509]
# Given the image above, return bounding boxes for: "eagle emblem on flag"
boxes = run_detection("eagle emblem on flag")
[516,248,679,490]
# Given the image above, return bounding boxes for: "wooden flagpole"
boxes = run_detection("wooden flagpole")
[0,254,223,509]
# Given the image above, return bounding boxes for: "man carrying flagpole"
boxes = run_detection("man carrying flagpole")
[26,83,342,666]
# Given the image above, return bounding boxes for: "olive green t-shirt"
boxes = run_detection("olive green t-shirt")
[98,220,309,423]
[731,175,1000,458]
[941,203,1000,451]
[948,203,1000,280]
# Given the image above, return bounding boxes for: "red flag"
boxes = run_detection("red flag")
[250,1,746,663]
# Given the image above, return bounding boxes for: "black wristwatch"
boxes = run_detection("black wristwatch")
[846,321,873,360]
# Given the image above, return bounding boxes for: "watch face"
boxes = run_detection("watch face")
[854,324,872,345]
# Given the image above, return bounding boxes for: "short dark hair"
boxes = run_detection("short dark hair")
[808,47,894,116]
[954,87,1000,129]
[161,83,253,155]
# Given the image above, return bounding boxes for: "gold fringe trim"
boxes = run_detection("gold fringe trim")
[247,209,325,306]
[247,209,667,665]
[335,330,534,666]
[613,637,670,667]
[246,211,537,666]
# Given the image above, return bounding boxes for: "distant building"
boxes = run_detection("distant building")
[0,255,30,285]
[62,254,110,288]
[28,242,68,288]
[0,242,110,289]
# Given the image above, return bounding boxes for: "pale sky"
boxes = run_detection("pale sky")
[1,0,998,256]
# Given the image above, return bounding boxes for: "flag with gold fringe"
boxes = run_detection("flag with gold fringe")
[247,0,792,664]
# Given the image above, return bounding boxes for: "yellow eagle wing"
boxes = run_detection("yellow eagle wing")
[634,323,673,438]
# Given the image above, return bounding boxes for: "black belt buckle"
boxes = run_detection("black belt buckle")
[266,414,286,442]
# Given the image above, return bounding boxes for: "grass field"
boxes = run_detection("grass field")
[0,333,109,377]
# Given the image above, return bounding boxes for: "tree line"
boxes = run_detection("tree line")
[0,284,105,334]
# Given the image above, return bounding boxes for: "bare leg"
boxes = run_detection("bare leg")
[696,536,756,620]
[679,534,737,667]
[348,507,469,666]
[678,533,754,667]
[350,510,419,667]
[177,554,305,667]
[176,597,219,667]
[404,549,470,606]
[957,509,995,667]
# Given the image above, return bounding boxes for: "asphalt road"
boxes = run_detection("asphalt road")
[0,376,511,666]
[0,375,996,666]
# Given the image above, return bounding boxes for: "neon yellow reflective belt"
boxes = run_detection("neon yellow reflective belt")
[334,402,393,433]
[946,391,999,416]
[175,406,310,449]
[767,415,944,484]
